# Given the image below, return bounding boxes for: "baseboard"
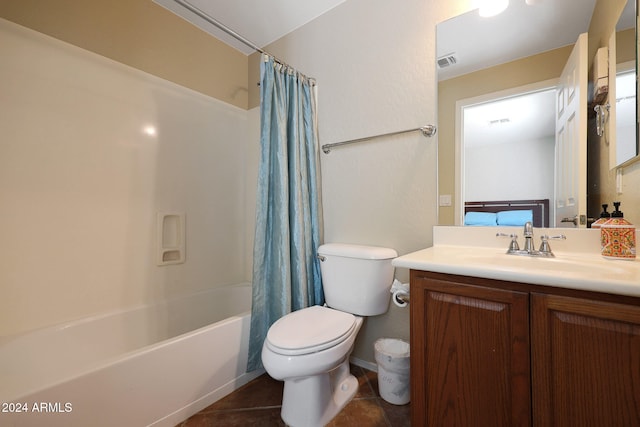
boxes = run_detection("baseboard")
[350,356,377,372]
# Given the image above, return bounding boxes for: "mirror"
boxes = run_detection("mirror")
[436,0,638,227]
[611,0,638,167]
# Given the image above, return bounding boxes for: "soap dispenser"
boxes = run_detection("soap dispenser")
[600,202,636,259]
[591,204,611,229]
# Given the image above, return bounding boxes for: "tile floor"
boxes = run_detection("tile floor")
[176,365,411,426]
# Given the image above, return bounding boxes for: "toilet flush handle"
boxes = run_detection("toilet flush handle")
[316,254,326,262]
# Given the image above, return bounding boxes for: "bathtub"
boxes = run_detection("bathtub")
[0,283,262,427]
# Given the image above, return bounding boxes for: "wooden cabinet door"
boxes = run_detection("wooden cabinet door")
[411,274,531,426]
[531,293,640,426]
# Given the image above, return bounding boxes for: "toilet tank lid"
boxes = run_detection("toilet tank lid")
[318,243,397,260]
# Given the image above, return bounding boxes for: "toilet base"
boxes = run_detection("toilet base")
[281,358,358,427]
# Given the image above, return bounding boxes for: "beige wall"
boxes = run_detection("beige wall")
[248,53,261,109]
[0,0,249,109]
[588,0,628,64]
[616,27,636,64]
[437,46,572,225]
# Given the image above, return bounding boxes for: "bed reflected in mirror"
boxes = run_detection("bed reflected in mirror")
[463,199,550,228]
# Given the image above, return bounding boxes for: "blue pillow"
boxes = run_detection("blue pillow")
[497,210,533,226]
[464,211,497,226]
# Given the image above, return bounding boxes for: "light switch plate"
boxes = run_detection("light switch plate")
[439,194,452,206]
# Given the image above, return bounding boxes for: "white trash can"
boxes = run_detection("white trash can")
[374,338,410,405]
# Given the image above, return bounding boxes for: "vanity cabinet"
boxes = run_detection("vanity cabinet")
[410,270,640,427]
[531,293,640,426]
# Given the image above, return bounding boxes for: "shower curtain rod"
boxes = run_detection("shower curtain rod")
[173,0,292,69]
[321,125,437,154]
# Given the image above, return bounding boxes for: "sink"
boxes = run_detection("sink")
[395,244,640,295]
[461,250,630,276]
[392,226,640,297]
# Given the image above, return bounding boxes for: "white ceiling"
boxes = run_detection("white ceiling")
[153,0,347,55]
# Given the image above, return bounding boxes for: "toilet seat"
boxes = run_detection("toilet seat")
[266,305,357,356]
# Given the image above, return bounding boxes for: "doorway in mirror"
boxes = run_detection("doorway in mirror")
[460,88,556,225]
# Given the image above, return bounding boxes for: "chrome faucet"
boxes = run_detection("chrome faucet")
[497,221,566,257]
[523,222,535,253]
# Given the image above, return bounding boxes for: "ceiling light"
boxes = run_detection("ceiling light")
[478,0,509,17]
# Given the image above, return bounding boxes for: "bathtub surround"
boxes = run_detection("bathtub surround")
[0,17,254,336]
[1,16,262,426]
[248,55,324,371]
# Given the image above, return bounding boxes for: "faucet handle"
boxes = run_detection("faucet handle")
[538,234,566,256]
[496,232,520,253]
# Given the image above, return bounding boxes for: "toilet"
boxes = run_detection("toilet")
[261,243,397,427]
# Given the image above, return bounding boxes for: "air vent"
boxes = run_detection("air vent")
[437,53,457,69]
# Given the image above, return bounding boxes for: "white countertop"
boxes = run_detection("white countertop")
[393,226,640,297]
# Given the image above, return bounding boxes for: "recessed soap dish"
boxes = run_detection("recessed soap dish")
[157,212,185,266]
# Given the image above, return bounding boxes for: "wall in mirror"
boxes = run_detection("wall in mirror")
[600,0,636,169]
[614,68,636,165]
[436,0,640,227]
[588,0,640,225]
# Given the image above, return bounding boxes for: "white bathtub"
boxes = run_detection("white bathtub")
[0,283,261,427]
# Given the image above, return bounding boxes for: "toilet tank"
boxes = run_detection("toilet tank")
[317,243,397,316]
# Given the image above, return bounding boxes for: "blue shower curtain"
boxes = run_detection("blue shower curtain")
[247,55,324,371]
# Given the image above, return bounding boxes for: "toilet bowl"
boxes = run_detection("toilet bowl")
[262,306,362,379]
[261,243,397,427]
[262,306,364,426]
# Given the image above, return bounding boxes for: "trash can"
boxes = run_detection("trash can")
[374,338,410,405]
